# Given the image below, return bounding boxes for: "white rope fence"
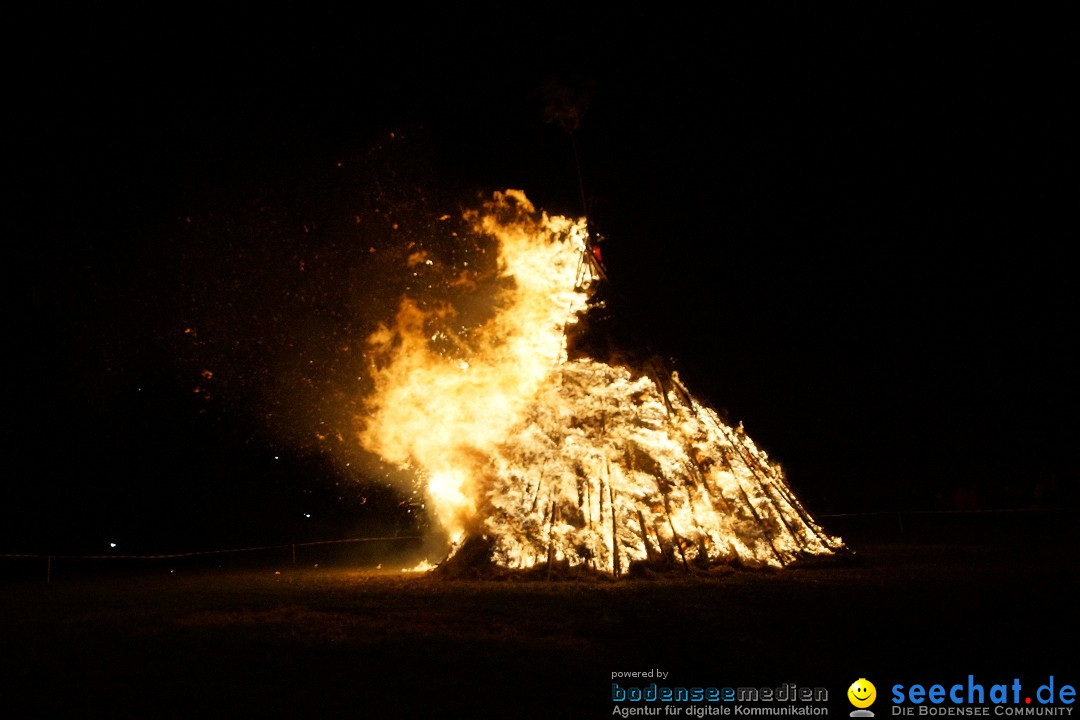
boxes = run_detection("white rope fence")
[0,535,423,583]
[818,507,1064,517]
[2,508,1069,582]
[818,506,1070,537]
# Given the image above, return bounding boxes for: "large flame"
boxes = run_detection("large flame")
[359,190,842,573]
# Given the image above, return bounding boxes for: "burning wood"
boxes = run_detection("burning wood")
[359,190,843,575]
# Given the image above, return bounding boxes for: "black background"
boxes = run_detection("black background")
[5,6,1075,553]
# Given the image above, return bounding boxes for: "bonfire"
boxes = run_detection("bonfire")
[360,190,844,575]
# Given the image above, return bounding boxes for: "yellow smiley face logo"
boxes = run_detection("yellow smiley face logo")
[848,679,877,708]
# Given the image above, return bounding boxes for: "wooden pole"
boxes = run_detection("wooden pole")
[609,482,620,578]
[546,500,556,580]
[637,510,657,561]
[662,492,690,571]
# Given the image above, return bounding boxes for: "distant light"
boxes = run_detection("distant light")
[303,513,311,518]
[274,456,279,460]
[109,542,117,548]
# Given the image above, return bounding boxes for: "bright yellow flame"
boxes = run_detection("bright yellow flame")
[427,470,472,543]
[402,559,436,573]
[359,190,595,541]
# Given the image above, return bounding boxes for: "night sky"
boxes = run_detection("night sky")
[6,7,1075,554]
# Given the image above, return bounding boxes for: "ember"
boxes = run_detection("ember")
[359,190,843,574]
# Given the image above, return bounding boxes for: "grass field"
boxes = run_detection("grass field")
[2,512,1076,719]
